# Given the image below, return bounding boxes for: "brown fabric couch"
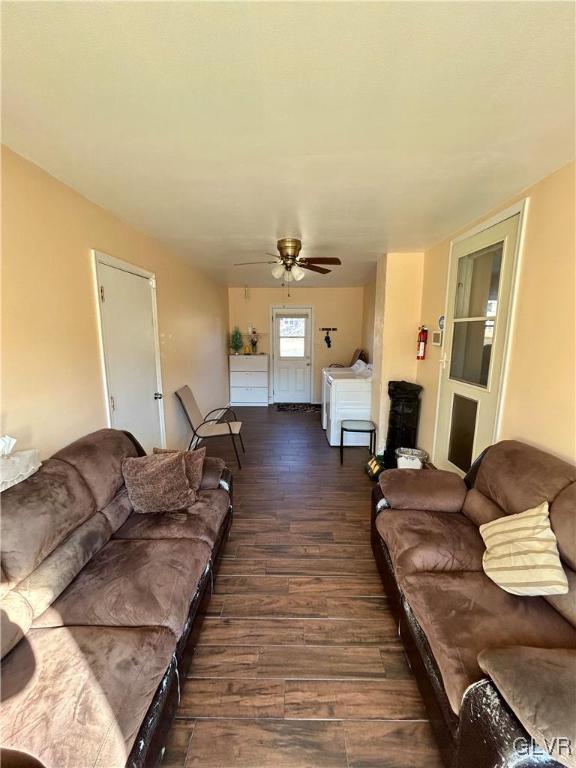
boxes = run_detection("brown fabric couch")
[0,429,233,768]
[372,440,576,768]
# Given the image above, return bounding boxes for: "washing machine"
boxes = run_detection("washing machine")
[325,371,373,447]
[321,361,371,429]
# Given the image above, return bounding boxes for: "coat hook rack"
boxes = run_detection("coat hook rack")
[320,327,338,349]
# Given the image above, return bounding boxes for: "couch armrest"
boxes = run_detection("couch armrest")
[199,456,226,490]
[455,679,562,768]
[378,469,467,513]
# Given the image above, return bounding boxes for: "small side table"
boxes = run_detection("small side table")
[340,419,376,465]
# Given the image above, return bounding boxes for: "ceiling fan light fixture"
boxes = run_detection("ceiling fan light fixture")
[271,263,285,279]
[277,238,302,259]
[292,265,305,281]
[283,269,294,282]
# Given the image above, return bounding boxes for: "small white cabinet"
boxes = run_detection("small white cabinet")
[229,355,269,406]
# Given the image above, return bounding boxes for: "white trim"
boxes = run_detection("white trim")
[270,305,315,403]
[92,249,167,448]
[494,197,530,441]
[431,199,529,467]
[93,250,156,280]
[450,200,528,245]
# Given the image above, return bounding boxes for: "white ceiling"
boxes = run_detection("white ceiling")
[2,2,574,287]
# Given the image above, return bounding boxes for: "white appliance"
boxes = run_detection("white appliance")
[325,372,372,447]
[321,361,372,429]
[229,354,269,406]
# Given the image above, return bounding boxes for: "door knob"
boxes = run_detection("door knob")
[154,392,163,400]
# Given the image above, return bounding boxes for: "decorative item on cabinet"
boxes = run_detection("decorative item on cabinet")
[249,327,259,354]
[230,326,244,355]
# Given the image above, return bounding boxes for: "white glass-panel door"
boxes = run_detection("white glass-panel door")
[435,214,520,472]
[272,308,312,403]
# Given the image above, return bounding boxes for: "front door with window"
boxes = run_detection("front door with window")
[272,308,312,403]
[435,214,521,472]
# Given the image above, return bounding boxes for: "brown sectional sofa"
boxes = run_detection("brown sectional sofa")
[372,440,576,768]
[0,429,233,768]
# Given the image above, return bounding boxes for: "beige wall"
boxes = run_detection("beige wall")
[416,161,575,463]
[370,253,425,452]
[1,147,230,457]
[361,273,376,362]
[228,286,365,402]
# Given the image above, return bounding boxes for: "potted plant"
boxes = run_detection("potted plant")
[230,326,244,355]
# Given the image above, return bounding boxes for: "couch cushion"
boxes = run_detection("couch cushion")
[114,489,230,548]
[153,446,206,492]
[0,625,174,768]
[53,428,138,510]
[479,501,568,596]
[1,459,96,583]
[122,452,195,514]
[379,469,467,513]
[550,482,576,570]
[461,488,504,527]
[478,647,576,768]
[375,509,485,579]
[34,539,209,638]
[475,440,576,516]
[0,592,33,659]
[200,456,226,491]
[546,566,576,628]
[402,571,576,714]
[100,488,133,532]
[14,512,111,620]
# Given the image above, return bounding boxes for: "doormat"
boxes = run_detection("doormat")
[276,403,322,414]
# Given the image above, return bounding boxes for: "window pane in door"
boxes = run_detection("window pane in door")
[450,320,494,387]
[455,243,503,319]
[448,394,478,471]
[279,318,305,337]
[280,337,305,357]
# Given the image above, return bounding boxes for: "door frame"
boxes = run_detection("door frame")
[92,249,166,447]
[269,305,314,404]
[431,198,529,470]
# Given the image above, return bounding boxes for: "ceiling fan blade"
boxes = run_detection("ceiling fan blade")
[301,257,342,265]
[301,264,331,275]
[234,260,278,266]
[265,252,280,258]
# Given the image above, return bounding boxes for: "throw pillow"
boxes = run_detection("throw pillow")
[122,452,195,514]
[153,446,206,491]
[479,501,568,596]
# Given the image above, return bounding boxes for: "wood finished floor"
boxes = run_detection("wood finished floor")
[163,406,442,768]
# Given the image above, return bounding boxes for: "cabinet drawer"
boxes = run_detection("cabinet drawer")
[229,355,268,372]
[230,371,268,387]
[230,386,268,404]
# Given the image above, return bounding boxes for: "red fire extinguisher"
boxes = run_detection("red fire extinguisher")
[417,326,428,360]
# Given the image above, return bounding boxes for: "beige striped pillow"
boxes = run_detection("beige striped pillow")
[479,501,568,596]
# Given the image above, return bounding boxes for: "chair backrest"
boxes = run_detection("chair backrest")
[349,348,368,366]
[175,386,204,432]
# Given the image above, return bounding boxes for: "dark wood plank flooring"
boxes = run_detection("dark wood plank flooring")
[163,406,442,768]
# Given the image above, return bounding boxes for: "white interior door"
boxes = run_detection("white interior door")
[272,309,312,403]
[96,257,165,452]
[434,214,521,473]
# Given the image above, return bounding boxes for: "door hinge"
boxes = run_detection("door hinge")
[110,395,115,411]
[100,285,105,302]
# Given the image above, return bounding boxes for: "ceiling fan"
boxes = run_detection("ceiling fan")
[234,238,342,282]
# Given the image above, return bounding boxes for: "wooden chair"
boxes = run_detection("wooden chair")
[175,386,245,469]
